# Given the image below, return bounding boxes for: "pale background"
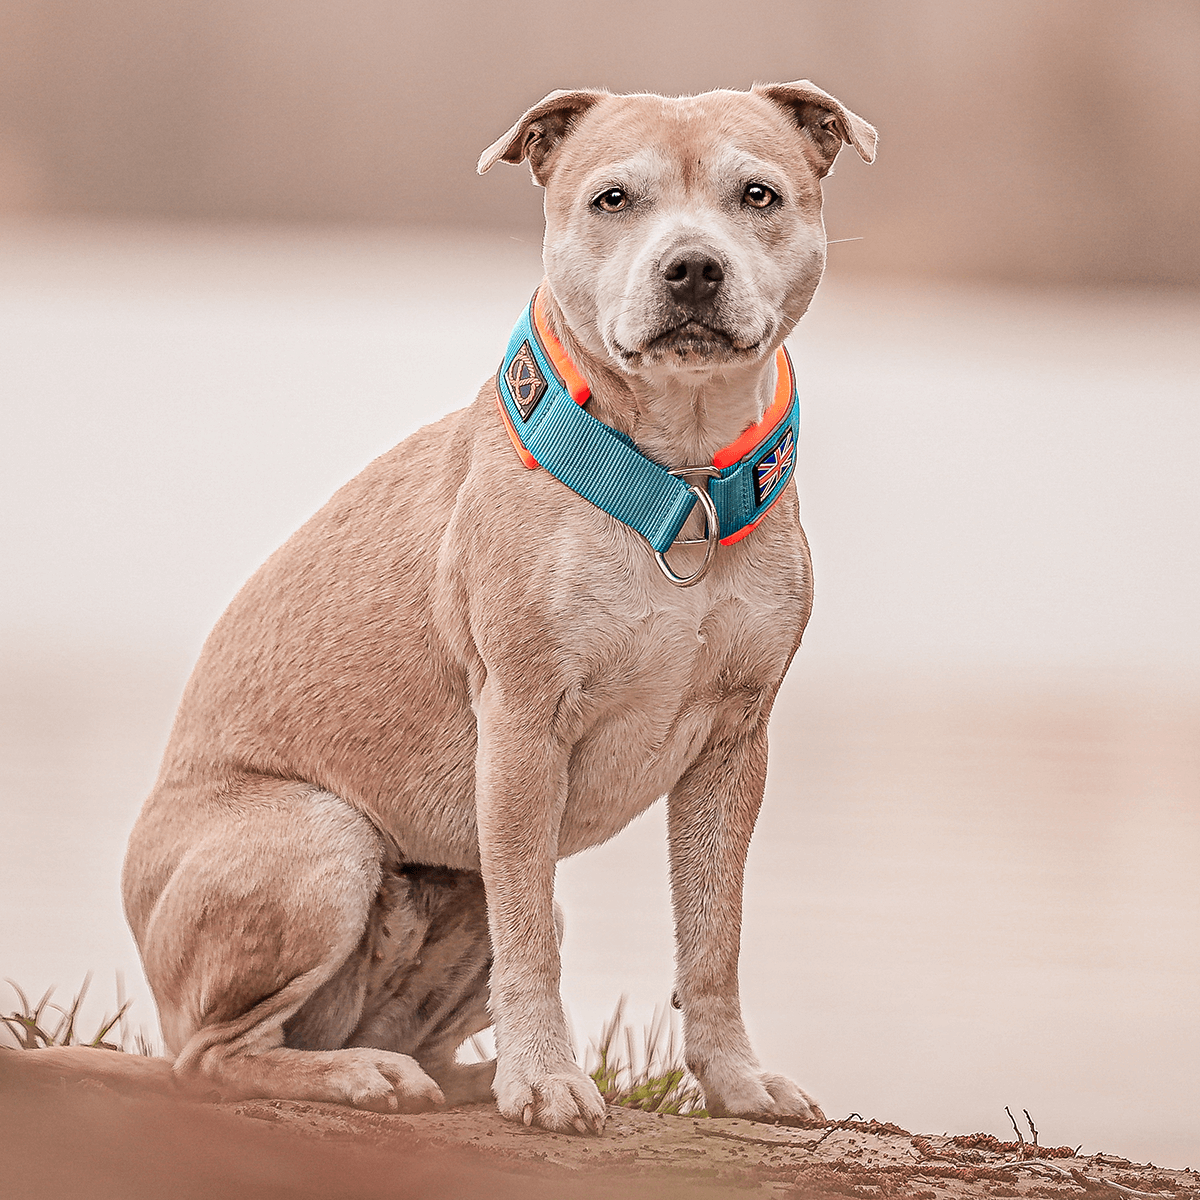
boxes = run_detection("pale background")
[2,0,1198,1168]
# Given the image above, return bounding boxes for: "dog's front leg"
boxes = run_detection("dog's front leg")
[475,680,608,1134]
[668,719,824,1122]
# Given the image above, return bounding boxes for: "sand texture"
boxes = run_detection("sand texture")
[5,1048,1197,1200]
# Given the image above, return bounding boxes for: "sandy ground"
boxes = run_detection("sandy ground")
[5,1048,1199,1200]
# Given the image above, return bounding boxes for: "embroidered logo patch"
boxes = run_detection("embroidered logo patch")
[753,426,795,505]
[505,341,548,421]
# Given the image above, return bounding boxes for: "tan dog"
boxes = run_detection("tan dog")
[121,81,875,1135]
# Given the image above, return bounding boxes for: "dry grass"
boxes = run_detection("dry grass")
[585,997,707,1116]
[1,974,156,1055]
[4,977,706,1116]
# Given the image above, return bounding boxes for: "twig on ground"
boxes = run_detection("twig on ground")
[806,1113,865,1154]
[1004,1157,1176,1199]
[1024,1108,1040,1147]
[1006,1106,1026,1150]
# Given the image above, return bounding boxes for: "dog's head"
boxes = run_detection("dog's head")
[479,83,875,384]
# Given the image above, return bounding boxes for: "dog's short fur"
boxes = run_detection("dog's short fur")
[121,82,875,1134]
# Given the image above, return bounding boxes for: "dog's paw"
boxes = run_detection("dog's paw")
[494,1058,607,1135]
[701,1064,824,1123]
[758,1072,826,1122]
[326,1048,445,1114]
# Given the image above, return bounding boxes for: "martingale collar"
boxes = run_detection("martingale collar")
[495,287,800,568]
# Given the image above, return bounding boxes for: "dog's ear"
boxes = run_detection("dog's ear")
[754,80,877,176]
[477,89,609,184]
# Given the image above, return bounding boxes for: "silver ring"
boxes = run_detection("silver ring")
[667,466,723,544]
[654,485,720,587]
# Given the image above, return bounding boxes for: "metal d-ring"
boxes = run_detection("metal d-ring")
[654,482,721,587]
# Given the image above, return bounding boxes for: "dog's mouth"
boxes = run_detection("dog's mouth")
[623,320,760,363]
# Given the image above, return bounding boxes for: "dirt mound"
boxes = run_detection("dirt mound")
[4,1048,1197,1200]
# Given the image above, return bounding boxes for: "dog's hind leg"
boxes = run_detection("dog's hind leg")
[288,863,497,1106]
[132,785,444,1111]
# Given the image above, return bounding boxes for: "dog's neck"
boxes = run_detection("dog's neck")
[540,289,779,471]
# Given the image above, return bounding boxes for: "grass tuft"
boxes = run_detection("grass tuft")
[585,996,707,1116]
[4,975,706,1117]
[2,974,154,1053]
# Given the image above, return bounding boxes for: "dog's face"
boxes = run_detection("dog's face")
[480,84,876,385]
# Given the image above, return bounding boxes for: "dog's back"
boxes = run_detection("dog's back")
[125,401,480,933]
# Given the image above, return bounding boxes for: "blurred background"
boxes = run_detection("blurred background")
[3,0,1199,282]
[2,0,1200,280]
[2,0,1197,1169]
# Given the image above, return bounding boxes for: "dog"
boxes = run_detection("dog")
[120,81,875,1135]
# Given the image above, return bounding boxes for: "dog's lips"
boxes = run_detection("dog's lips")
[628,320,760,360]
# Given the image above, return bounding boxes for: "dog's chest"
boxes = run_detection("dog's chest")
[553,579,799,857]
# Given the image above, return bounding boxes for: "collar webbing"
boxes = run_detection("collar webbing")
[495,288,800,554]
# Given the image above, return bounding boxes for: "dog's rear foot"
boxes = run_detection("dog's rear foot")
[178,1044,445,1112]
[326,1047,446,1112]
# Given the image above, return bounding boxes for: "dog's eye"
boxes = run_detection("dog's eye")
[743,184,778,209]
[593,188,628,213]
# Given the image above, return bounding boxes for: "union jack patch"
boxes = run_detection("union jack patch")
[505,340,547,421]
[753,426,795,505]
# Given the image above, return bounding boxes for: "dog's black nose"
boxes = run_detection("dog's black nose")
[662,252,725,305]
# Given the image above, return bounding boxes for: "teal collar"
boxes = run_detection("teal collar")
[495,289,800,581]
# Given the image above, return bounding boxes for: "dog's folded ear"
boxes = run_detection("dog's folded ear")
[754,81,877,175]
[477,89,609,184]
